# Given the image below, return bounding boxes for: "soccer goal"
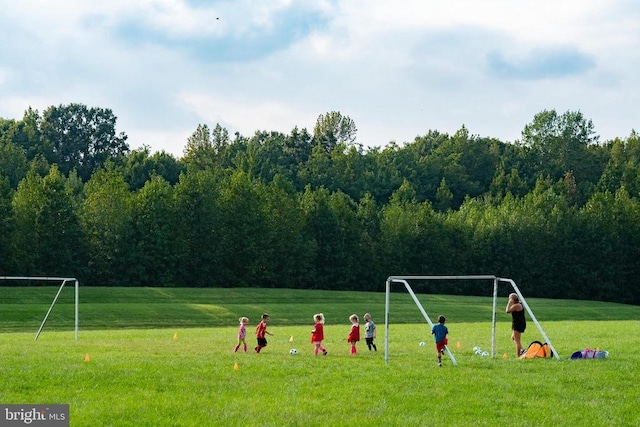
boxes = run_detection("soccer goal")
[383,275,559,364]
[0,276,79,341]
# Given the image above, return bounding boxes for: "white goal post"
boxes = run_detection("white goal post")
[0,276,79,341]
[384,275,559,364]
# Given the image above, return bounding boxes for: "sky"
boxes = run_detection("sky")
[1,0,639,157]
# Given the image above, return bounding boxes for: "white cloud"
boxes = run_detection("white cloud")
[177,91,317,136]
[1,0,638,157]
[126,128,193,156]
[0,67,10,86]
[0,95,61,119]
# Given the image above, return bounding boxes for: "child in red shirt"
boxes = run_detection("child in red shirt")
[255,313,273,353]
[310,313,328,356]
[347,314,360,355]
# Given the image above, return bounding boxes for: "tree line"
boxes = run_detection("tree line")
[1,104,639,305]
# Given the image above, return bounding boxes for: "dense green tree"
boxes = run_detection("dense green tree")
[232,131,300,184]
[40,104,129,181]
[0,176,14,272]
[300,186,350,289]
[211,123,232,154]
[216,171,270,285]
[0,118,12,138]
[380,180,449,277]
[123,147,183,190]
[326,190,361,289]
[244,130,316,186]
[172,168,223,287]
[353,193,383,290]
[491,179,575,297]
[313,111,357,151]
[579,189,640,303]
[489,167,529,201]
[0,139,28,188]
[366,144,406,204]
[297,144,335,191]
[260,175,315,287]
[407,127,500,208]
[2,105,640,304]
[183,124,215,170]
[1,108,48,163]
[11,165,85,276]
[80,166,134,285]
[330,143,371,201]
[129,176,177,286]
[380,204,422,275]
[285,126,314,167]
[435,178,453,212]
[598,132,640,197]
[182,123,233,172]
[391,178,418,205]
[521,109,599,182]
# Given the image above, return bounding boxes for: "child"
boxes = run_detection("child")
[363,313,377,351]
[347,314,360,354]
[255,313,274,353]
[506,293,526,357]
[310,313,328,356]
[431,315,449,367]
[234,316,249,353]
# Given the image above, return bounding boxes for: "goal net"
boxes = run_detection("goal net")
[384,275,559,364]
[0,276,79,341]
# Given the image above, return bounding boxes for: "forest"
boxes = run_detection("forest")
[1,104,639,305]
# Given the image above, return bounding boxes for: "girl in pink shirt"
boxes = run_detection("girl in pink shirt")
[234,317,249,353]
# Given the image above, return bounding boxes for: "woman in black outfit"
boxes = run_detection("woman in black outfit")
[506,293,526,357]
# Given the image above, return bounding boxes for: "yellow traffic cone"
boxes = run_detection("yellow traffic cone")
[233,362,239,371]
[502,353,508,359]
[173,332,178,340]
[289,336,294,343]
[456,341,461,349]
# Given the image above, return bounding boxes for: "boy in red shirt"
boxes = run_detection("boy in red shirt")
[255,313,274,353]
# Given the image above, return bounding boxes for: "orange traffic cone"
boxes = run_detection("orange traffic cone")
[84,353,91,363]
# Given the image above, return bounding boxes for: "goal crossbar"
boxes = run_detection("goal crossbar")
[384,275,559,364]
[0,276,79,341]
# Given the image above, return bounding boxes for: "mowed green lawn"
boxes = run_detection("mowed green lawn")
[1,287,639,426]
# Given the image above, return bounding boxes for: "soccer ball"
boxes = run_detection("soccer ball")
[289,348,298,355]
[419,342,426,347]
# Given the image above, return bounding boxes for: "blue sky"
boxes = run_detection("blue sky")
[1,0,638,157]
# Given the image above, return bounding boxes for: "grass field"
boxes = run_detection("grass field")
[1,287,639,426]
